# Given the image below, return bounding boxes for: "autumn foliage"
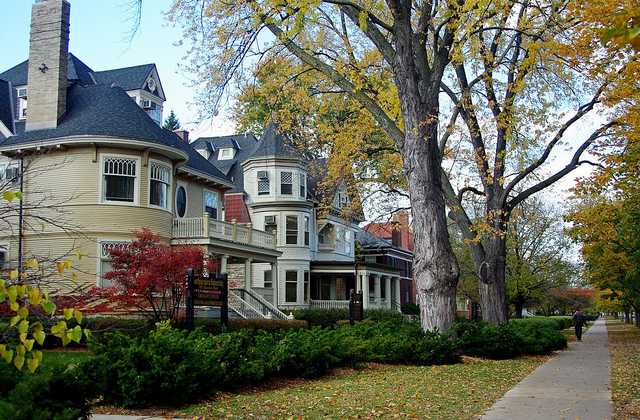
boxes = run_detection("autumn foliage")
[95,229,213,323]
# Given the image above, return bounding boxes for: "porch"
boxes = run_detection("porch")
[309,264,402,312]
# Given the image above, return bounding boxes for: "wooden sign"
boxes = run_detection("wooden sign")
[185,268,228,330]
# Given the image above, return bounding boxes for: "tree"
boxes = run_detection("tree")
[97,229,211,324]
[506,199,575,317]
[164,0,638,328]
[162,110,181,131]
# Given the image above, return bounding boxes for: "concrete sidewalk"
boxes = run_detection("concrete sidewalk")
[481,318,612,420]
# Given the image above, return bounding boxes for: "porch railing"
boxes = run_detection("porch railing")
[172,215,277,250]
[310,299,350,310]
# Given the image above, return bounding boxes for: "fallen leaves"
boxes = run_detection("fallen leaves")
[607,319,640,420]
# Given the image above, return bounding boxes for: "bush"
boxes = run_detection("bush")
[452,318,567,359]
[401,303,420,315]
[86,320,460,407]
[293,308,405,327]
[0,363,96,420]
[194,318,308,333]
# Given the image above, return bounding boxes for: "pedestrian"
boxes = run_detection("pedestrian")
[573,309,585,341]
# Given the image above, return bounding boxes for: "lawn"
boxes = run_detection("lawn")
[183,356,549,419]
[607,318,640,419]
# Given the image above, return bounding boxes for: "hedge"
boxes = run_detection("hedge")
[82,320,459,407]
[292,308,405,327]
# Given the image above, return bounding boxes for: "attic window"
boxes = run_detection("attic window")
[218,148,235,160]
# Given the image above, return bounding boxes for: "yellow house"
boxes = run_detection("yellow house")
[0,0,282,316]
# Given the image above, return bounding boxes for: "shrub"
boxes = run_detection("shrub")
[292,308,349,327]
[0,364,96,420]
[194,318,308,333]
[364,309,405,324]
[401,303,420,315]
[452,318,567,359]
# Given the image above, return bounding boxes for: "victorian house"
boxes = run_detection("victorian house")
[0,0,413,318]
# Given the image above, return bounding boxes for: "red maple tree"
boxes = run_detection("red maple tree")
[96,228,213,323]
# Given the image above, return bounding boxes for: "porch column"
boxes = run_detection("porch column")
[385,276,391,309]
[395,277,401,312]
[244,258,253,290]
[220,255,228,274]
[361,272,369,309]
[272,260,279,307]
[374,274,381,307]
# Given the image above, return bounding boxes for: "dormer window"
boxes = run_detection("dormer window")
[218,148,235,160]
[18,98,27,120]
[196,148,210,160]
[257,171,270,195]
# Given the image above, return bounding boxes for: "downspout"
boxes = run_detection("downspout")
[17,155,24,278]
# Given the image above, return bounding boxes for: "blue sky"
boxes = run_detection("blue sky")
[2,0,234,138]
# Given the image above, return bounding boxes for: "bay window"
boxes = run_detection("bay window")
[281,171,293,195]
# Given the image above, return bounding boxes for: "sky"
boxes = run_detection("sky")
[2,0,599,213]
[1,0,234,139]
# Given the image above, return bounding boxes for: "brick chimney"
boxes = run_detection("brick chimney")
[392,210,410,228]
[174,129,189,143]
[26,0,70,131]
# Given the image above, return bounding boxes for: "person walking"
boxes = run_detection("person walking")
[573,309,586,341]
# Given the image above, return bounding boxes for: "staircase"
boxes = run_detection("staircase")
[229,288,290,320]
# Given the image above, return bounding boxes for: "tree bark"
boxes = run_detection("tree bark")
[635,310,640,328]
[624,309,631,323]
[514,300,524,318]
[478,232,509,324]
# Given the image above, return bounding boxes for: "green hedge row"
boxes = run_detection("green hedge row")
[292,308,404,327]
[82,320,459,407]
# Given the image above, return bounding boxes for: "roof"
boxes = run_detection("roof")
[191,133,260,193]
[356,229,393,249]
[0,53,95,87]
[93,64,156,92]
[247,123,302,161]
[0,80,13,132]
[0,83,230,185]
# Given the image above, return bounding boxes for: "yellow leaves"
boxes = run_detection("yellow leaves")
[25,258,39,270]
[9,269,17,280]
[2,191,22,202]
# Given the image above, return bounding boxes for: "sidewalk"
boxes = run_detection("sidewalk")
[481,318,612,420]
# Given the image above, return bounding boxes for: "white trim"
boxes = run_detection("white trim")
[147,158,172,212]
[175,181,189,219]
[0,121,12,138]
[96,238,131,287]
[98,153,141,206]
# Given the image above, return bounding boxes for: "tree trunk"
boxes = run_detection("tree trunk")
[635,310,640,328]
[406,122,459,332]
[624,309,631,323]
[478,236,508,324]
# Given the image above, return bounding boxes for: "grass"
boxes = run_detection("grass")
[33,349,91,375]
[607,318,640,419]
[183,356,549,419]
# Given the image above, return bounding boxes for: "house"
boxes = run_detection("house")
[364,211,416,305]
[0,0,412,317]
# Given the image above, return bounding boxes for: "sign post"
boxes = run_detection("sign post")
[349,289,363,324]
[185,268,228,330]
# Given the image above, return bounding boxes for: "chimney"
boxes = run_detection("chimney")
[26,0,70,132]
[174,129,189,143]
[392,210,410,228]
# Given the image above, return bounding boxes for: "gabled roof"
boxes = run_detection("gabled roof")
[191,133,259,193]
[93,64,156,92]
[246,123,301,161]
[0,83,230,186]
[356,228,393,249]
[0,53,95,87]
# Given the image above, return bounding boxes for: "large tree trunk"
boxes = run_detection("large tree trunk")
[624,309,631,323]
[514,300,524,319]
[635,309,640,328]
[406,122,460,332]
[478,235,509,324]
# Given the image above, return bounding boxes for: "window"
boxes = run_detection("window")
[303,271,309,304]
[286,215,298,245]
[380,278,386,299]
[18,98,27,120]
[263,270,272,288]
[0,163,20,185]
[299,173,306,198]
[345,230,352,255]
[0,246,7,269]
[285,271,297,303]
[103,157,137,203]
[176,185,187,218]
[257,171,270,195]
[280,171,293,195]
[218,148,235,160]
[264,215,277,243]
[98,241,129,287]
[369,276,376,302]
[203,190,219,219]
[337,190,349,208]
[304,216,310,246]
[149,162,170,209]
